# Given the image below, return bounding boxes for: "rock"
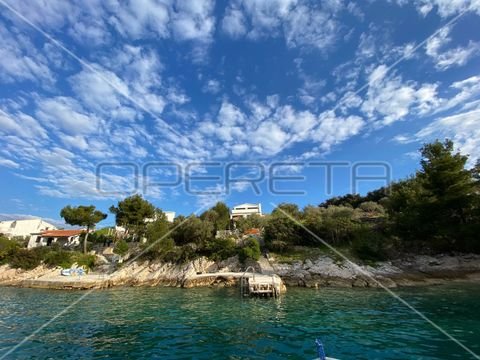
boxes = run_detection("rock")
[102,247,114,255]
[95,254,110,265]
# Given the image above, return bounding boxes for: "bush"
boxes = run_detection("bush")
[206,237,236,261]
[351,227,388,262]
[0,236,20,263]
[142,237,175,260]
[73,253,96,269]
[114,239,129,256]
[176,243,199,263]
[266,240,291,253]
[44,250,74,268]
[7,248,46,270]
[238,237,261,263]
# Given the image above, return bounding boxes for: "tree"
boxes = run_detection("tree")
[172,215,214,248]
[145,211,174,258]
[211,202,231,231]
[238,237,261,262]
[358,201,385,216]
[60,205,107,253]
[419,139,477,223]
[200,202,231,232]
[319,206,356,245]
[417,139,479,250]
[109,195,155,239]
[235,213,266,233]
[264,204,303,249]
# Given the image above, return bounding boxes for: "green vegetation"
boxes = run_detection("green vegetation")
[109,194,155,239]
[114,239,129,256]
[262,139,480,261]
[238,237,261,263]
[0,237,95,270]
[60,205,107,253]
[2,139,478,270]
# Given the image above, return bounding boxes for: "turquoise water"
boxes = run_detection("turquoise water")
[0,284,479,359]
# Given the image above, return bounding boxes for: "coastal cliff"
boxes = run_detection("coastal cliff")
[1,253,479,290]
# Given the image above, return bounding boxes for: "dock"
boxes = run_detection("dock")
[240,272,284,298]
[187,269,286,297]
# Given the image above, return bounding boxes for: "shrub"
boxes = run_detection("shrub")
[238,237,261,263]
[351,227,388,262]
[7,248,45,270]
[114,239,129,256]
[177,243,199,263]
[0,236,19,263]
[267,240,291,254]
[44,250,74,268]
[73,253,96,269]
[206,237,236,261]
[142,237,175,260]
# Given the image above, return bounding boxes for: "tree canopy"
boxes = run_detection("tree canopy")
[109,194,155,237]
[60,205,107,253]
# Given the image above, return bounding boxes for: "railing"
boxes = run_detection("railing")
[240,266,256,296]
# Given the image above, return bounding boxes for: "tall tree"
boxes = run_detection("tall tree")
[417,139,479,249]
[172,215,214,248]
[60,205,107,253]
[109,195,155,239]
[145,211,174,258]
[200,202,231,231]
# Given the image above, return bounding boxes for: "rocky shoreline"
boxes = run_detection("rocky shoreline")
[1,254,479,290]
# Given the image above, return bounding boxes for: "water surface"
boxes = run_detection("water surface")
[0,284,479,359]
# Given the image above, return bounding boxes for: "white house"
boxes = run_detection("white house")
[164,211,175,223]
[0,219,57,239]
[113,211,176,236]
[27,229,83,249]
[230,203,262,220]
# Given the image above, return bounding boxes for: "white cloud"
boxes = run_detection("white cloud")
[0,158,20,169]
[69,66,130,114]
[0,24,54,85]
[404,0,480,17]
[202,79,222,94]
[222,6,247,37]
[425,26,479,70]
[416,109,480,164]
[5,0,215,55]
[312,111,365,151]
[221,0,343,51]
[106,0,171,39]
[171,0,216,42]
[284,4,339,50]
[434,75,480,113]
[0,109,48,139]
[392,134,416,144]
[250,121,289,155]
[36,97,100,135]
[361,67,440,126]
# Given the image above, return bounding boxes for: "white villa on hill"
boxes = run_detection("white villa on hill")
[0,219,57,239]
[114,210,176,236]
[28,229,83,248]
[230,203,262,220]
[164,211,175,223]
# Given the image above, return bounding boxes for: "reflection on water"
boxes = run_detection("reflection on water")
[0,284,479,359]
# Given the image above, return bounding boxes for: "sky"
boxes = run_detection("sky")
[0,0,479,227]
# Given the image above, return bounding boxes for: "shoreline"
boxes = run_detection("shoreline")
[1,253,479,291]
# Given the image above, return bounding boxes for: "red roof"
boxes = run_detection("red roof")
[41,229,84,237]
[244,228,261,235]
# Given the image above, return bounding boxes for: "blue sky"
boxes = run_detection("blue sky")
[0,0,479,227]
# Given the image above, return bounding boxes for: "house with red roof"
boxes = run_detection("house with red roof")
[27,229,85,249]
